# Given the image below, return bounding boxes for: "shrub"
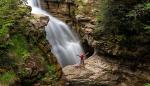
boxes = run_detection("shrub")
[47,65,57,80]
[0,71,16,85]
[10,33,30,59]
[145,83,150,86]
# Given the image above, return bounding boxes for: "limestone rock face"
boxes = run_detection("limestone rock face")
[63,55,150,86]
[74,0,98,57]
[30,14,49,29]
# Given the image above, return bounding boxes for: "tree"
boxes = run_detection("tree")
[94,0,150,61]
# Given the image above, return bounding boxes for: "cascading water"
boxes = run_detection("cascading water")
[27,0,83,67]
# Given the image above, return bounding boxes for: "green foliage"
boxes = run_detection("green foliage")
[0,0,30,56]
[144,25,150,34]
[41,65,58,84]
[0,0,29,38]
[10,33,30,59]
[94,0,150,59]
[75,0,89,15]
[18,66,29,78]
[95,0,150,42]
[0,26,8,37]
[0,71,16,85]
[0,0,18,35]
[145,83,150,86]
[144,25,150,30]
[96,0,109,22]
[47,65,57,80]
[145,3,150,9]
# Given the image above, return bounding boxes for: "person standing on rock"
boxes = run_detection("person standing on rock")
[77,52,88,66]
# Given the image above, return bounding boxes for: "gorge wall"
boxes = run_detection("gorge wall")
[39,0,150,86]
[39,0,96,57]
[1,0,150,86]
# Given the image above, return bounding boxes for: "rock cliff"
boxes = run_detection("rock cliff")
[0,1,64,85]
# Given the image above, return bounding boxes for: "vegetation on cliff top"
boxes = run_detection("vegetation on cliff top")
[0,0,30,60]
[94,0,150,60]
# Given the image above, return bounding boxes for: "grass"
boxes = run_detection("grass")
[0,71,16,85]
[0,26,8,37]
[145,83,150,86]
[10,33,30,59]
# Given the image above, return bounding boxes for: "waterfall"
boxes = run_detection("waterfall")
[27,0,83,67]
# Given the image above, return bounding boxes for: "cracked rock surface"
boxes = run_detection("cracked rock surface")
[63,54,150,86]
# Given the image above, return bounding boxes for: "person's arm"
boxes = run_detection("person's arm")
[85,52,89,56]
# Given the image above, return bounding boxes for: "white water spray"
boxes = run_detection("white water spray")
[27,0,83,67]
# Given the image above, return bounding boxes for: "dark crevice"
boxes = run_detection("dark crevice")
[82,39,94,57]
